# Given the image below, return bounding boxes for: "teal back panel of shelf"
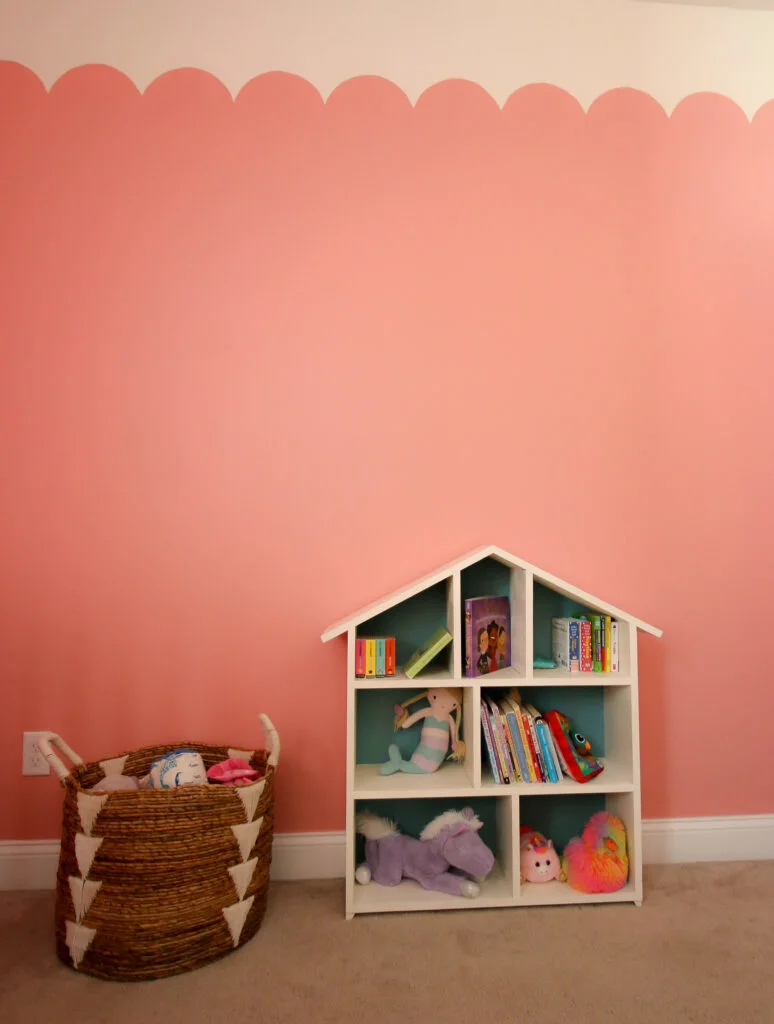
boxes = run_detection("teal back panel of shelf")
[460,557,511,602]
[357,581,448,665]
[533,581,597,661]
[517,686,605,756]
[357,689,465,764]
[354,797,500,864]
[519,792,607,852]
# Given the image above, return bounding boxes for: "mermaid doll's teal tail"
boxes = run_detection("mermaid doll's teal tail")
[379,743,434,775]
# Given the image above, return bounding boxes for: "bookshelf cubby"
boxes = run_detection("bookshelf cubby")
[353,795,515,914]
[355,686,476,793]
[321,544,661,918]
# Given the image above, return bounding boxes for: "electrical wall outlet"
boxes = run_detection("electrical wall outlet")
[22,732,50,776]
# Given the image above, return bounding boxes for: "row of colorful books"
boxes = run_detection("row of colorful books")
[481,690,564,784]
[552,615,620,673]
[356,626,455,680]
[355,608,620,680]
[355,636,396,677]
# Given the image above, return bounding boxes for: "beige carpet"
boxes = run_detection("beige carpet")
[1,863,772,1024]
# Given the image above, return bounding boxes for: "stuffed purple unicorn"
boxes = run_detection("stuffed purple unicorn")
[354,808,495,897]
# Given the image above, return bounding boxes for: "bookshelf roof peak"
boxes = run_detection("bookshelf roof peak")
[321,544,662,642]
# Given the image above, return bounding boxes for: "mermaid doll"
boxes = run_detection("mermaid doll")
[380,687,465,775]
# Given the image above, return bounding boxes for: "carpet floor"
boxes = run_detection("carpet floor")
[1,862,772,1024]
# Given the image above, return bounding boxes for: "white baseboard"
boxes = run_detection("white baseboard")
[642,814,774,865]
[2,815,772,891]
[0,832,348,891]
[269,831,346,881]
[0,840,60,892]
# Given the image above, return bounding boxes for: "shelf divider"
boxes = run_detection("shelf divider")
[450,571,462,680]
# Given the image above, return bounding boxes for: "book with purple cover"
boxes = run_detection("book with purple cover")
[464,596,511,678]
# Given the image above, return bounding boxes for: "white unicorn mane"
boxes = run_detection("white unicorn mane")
[355,811,399,840]
[420,809,482,841]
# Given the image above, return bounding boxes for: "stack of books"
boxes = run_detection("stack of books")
[551,615,620,673]
[480,689,564,784]
[355,636,396,678]
[356,626,454,680]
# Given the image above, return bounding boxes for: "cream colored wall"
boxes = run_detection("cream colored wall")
[3,0,774,115]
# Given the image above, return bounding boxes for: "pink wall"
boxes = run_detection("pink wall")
[2,62,773,840]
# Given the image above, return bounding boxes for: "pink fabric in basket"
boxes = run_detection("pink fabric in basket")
[207,758,261,786]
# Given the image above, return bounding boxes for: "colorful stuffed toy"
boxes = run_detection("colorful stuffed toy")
[519,826,564,883]
[355,808,495,897]
[544,710,604,783]
[380,687,465,775]
[562,810,629,893]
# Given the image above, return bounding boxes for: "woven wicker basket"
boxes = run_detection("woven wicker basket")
[38,714,279,982]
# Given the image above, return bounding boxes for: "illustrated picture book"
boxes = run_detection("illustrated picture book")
[464,596,510,677]
[403,626,453,679]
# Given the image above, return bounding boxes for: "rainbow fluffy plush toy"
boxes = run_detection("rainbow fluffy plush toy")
[562,811,628,893]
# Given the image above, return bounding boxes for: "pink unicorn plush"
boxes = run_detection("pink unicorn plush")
[519,826,563,883]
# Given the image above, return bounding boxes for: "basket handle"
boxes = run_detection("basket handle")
[260,713,280,768]
[36,733,84,782]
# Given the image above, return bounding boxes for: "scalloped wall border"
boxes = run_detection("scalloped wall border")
[5,62,774,129]
[2,0,774,118]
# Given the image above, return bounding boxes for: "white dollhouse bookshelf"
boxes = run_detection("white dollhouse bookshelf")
[321,545,661,918]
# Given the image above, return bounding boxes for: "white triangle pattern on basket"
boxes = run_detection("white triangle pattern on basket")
[231,818,263,862]
[75,834,104,879]
[228,748,254,763]
[228,858,258,902]
[77,792,109,836]
[68,876,102,923]
[222,895,254,948]
[236,778,265,822]
[98,755,128,777]
[66,920,97,970]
